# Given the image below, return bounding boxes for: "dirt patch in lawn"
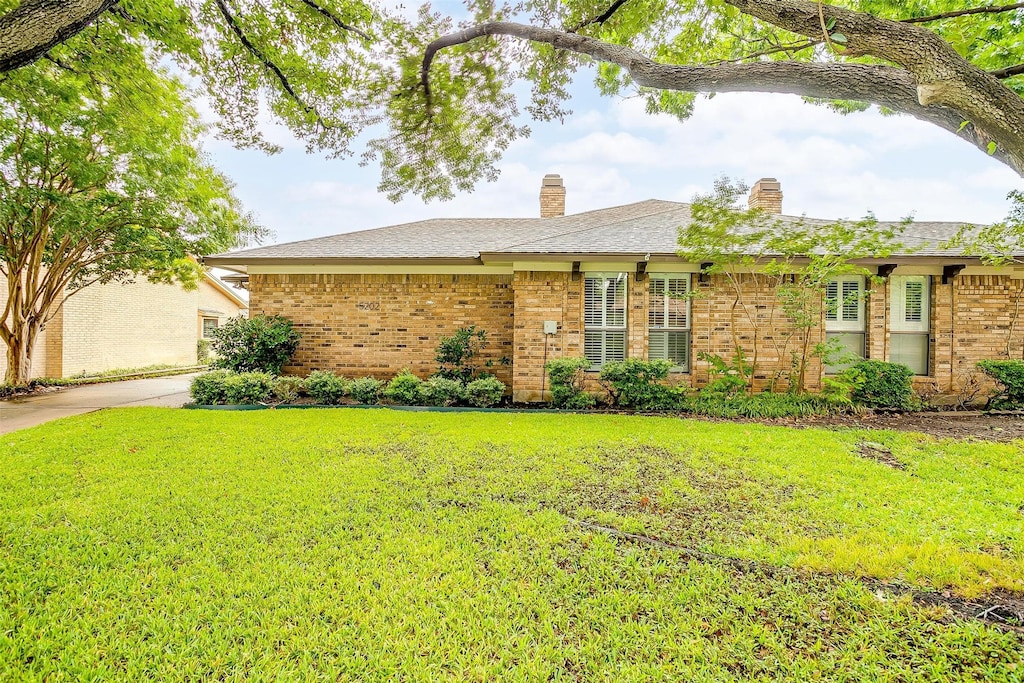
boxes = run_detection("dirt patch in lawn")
[856,441,906,469]
[684,411,1024,442]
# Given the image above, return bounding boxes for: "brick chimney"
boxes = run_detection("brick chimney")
[748,178,783,214]
[540,174,566,218]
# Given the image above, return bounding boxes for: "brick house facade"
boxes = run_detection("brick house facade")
[209,177,1024,402]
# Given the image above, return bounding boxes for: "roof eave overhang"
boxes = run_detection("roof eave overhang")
[202,256,486,270]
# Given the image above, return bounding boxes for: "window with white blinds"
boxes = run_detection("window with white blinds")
[648,274,690,371]
[824,276,865,373]
[889,275,930,375]
[584,273,627,367]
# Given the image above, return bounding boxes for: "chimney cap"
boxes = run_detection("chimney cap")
[542,173,564,187]
[752,177,781,191]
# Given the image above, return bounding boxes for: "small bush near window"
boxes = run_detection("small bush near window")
[685,392,844,418]
[384,371,424,405]
[420,377,464,407]
[464,377,506,408]
[197,339,211,363]
[977,360,1024,408]
[223,372,276,405]
[190,370,232,405]
[271,376,305,404]
[435,326,492,382]
[545,357,596,409]
[305,370,349,405]
[599,359,679,409]
[841,360,919,410]
[211,315,301,375]
[349,377,383,405]
[697,350,751,396]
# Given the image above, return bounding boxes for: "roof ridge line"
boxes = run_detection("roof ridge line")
[494,201,687,251]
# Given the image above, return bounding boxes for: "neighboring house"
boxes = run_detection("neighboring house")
[0,271,247,380]
[206,175,1023,401]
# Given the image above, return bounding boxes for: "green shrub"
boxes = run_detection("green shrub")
[842,360,918,410]
[211,315,301,375]
[271,376,304,404]
[977,360,1024,408]
[545,357,595,409]
[384,370,424,405]
[190,370,233,405]
[435,326,488,382]
[305,370,349,405]
[685,392,844,418]
[223,372,276,405]
[420,377,464,407]
[697,349,751,396]
[197,338,211,363]
[599,359,679,409]
[349,377,383,405]
[464,376,506,408]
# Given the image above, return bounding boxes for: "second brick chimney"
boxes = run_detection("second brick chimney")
[748,178,783,214]
[540,174,566,218]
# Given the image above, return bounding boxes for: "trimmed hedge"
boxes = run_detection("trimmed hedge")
[842,360,919,411]
[977,360,1024,408]
[210,315,300,375]
[305,371,349,405]
[545,357,595,409]
[384,371,423,406]
[349,377,382,405]
[599,359,678,409]
[464,376,505,408]
[420,377,464,407]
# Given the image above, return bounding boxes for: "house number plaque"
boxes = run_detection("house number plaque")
[356,302,381,311]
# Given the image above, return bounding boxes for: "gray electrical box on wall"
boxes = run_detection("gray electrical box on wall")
[543,320,558,335]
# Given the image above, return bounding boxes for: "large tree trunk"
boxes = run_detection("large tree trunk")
[0,0,117,72]
[3,315,40,386]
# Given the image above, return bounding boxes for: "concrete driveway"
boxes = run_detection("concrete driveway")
[0,373,197,435]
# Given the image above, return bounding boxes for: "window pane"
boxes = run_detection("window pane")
[584,278,603,327]
[841,280,861,322]
[648,278,665,328]
[666,278,688,328]
[605,278,626,327]
[584,331,604,365]
[891,333,929,375]
[605,331,626,363]
[904,280,923,323]
[824,332,864,374]
[825,281,839,321]
[202,318,218,339]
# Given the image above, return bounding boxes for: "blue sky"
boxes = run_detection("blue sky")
[205,77,1023,247]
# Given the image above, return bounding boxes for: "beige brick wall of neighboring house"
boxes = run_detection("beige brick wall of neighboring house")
[197,278,247,338]
[249,273,515,383]
[60,279,198,376]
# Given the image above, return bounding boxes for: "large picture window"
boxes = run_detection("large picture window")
[889,275,930,375]
[648,274,690,371]
[584,273,627,367]
[824,275,865,374]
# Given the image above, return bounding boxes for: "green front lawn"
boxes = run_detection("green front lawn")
[1,409,1022,680]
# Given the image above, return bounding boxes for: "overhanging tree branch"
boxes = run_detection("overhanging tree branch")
[901,2,1024,24]
[992,63,1024,79]
[420,20,1021,174]
[292,0,370,40]
[213,0,329,125]
[569,0,632,33]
